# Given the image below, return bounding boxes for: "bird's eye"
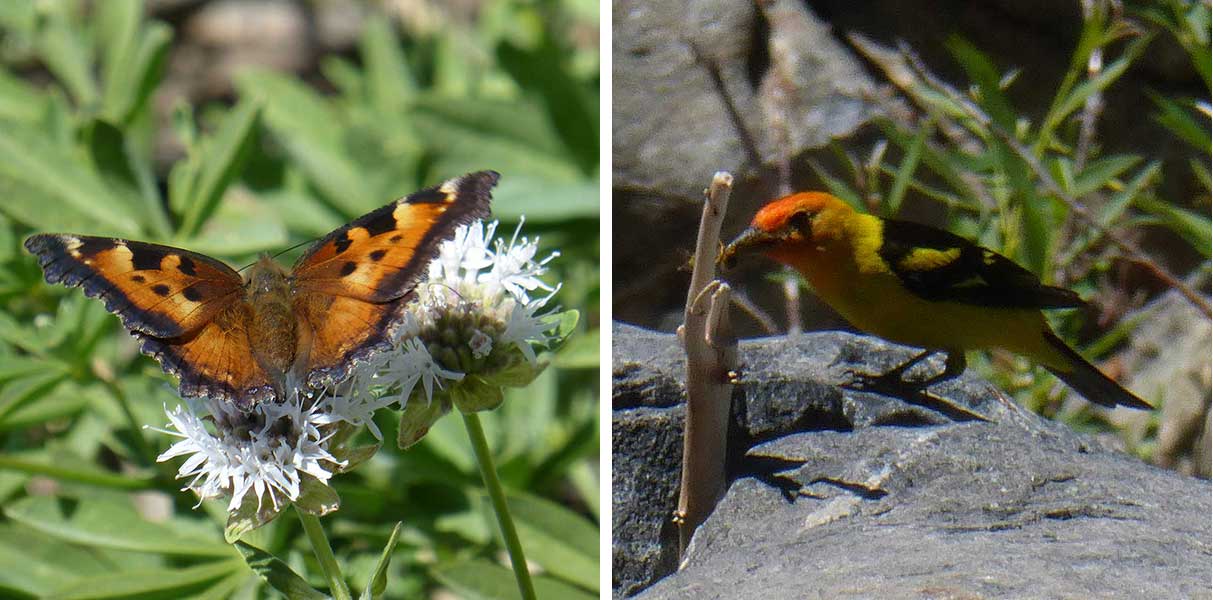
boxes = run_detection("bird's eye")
[788,211,812,235]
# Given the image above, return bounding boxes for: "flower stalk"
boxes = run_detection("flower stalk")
[298,507,351,600]
[463,411,537,600]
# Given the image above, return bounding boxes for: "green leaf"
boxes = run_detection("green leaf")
[505,492,598,590]
[0,523,112,596]
[497,38,598,175]
[175,100,262,239]
[0,365,70,423]
[360,16,415,114]
[806,159,863,210]
[554,328,597,370]
[3,495,231,557]
[0,123,138,235]
[1100,161,1160,228]
[106,22,171,126]
[0,70,46,122]
[1134,194,1212,257]
[432,559,595,600]
[46,560,244,600]
[1072,154,1141,197]
[38,14,97,108]
[491,176,599,222]
[945,36,1016,131]
[84,119,170,238]
[295,476,341,516]
[411,96,583,183]
[236,541,327,600]
[1149,91,1211,153]
[884,120,930,216]
[224,492,284,543]
[359,522,403,600]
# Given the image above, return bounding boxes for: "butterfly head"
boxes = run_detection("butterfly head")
[248,255,290,295]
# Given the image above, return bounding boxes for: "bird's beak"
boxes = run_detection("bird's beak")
[718,227,780,270]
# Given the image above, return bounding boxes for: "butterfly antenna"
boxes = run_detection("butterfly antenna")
[273,238,318,261]
[235,237,320,273]
[425,281,466,301]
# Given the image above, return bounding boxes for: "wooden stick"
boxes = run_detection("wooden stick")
[676,172,739,557]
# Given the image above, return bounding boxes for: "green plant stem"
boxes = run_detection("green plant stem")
[462,412,537,600]
[297,507,351,600]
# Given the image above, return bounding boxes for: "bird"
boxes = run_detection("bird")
[718,190,1152,410]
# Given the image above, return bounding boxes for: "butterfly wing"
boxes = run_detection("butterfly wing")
[292,170,498,388]
[25,234,271,404]
[25,234,245,336]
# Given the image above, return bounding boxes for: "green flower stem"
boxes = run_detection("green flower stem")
[462,412,537,600]
[297,507,351,600]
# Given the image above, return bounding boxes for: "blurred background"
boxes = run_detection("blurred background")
[0,0,599,598]
[613,0,1209,476]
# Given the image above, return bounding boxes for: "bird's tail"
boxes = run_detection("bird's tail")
[1041,331,1152,410]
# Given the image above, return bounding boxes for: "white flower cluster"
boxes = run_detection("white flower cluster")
[153,394,342,513]
[153,220,561,514]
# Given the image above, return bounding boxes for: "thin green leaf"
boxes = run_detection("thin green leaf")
[361,16,415,114]
[0,123,139,235]
[506,492,597,590]
[1149,91,1212,153]
[497,39,598,175]
[1072,154,1141,197]
[0,366,70,423]
[432,559,596,600]
[3,495,231,557]
[360,522,403,600]
[884,120,930,216]
[236,541,327,600]
[84,119,170,238]
[1100,161,1160,228]
[806,159,863,210]
[37,14,97,108]
[47,560,243,600]
[176,101,262,239]
[0,70,46,122]
[945,36,1016,131]
[1134,194,1212,257]
[491,176,599,222]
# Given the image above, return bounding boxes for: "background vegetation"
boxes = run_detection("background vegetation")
[0,0,599,598]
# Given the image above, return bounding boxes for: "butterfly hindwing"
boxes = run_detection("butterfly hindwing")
[137,303,275,406]
[24,234,245,337]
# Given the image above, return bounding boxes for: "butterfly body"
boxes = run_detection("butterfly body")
[26,171,499,409]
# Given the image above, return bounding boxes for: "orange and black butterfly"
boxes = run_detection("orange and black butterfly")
[25,171,498,409]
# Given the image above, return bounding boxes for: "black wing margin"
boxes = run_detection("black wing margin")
[876,219,1084,309]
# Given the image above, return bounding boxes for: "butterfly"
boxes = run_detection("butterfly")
[25,170,499,409]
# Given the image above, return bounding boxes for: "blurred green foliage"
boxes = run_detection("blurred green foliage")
[0,0,598,598]
[813,0,1209,452]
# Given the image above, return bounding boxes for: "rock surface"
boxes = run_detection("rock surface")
[612,322,1212,599]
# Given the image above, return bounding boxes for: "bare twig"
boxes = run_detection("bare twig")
[686,41,764,170]
[677,172,739,557]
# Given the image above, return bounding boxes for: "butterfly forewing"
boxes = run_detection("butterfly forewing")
[292,170,498,388]
[25,234,244,337]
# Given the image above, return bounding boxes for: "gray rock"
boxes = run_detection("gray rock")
[612,323,1212,599]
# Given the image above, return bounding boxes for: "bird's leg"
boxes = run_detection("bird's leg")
[843,348,965,392]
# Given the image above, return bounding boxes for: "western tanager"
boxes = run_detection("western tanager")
[720,191,1151,410]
